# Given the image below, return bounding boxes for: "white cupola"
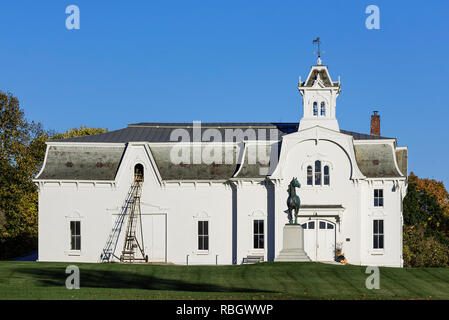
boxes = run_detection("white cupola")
[297,56,341,131]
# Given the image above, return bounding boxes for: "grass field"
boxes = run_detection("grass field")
[0,261,448,300]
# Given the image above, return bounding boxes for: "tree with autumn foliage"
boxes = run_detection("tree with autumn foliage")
[403,172,449,267]
[0,91,107,259]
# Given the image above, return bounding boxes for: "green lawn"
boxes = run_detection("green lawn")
[0,261,448,300]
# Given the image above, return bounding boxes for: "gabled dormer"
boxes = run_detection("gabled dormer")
[297,57,341,131]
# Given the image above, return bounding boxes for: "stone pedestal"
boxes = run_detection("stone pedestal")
[275,224,311,262]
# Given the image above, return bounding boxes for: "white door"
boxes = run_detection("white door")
[317,221,335,261]
[302,221,317,260]
[142,214,166,262]
[301,220,335,262]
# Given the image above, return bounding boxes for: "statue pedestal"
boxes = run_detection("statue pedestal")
[275,224,311,262]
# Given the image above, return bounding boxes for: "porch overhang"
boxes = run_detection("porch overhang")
[297,205,344,223]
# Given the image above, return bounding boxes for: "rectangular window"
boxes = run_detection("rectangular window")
[314,161,321,186]
[373,220,384,249]
[323,166,330,185]
[198,220,209,251]
[70,221,81,251]
[374,189,384,207]
[320,104,326,116]
[253,220,264,249]
[307,166,313,185]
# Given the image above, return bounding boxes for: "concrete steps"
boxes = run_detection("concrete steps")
[275,249,311,262]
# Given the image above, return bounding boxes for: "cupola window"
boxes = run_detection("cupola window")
[320,102,326,116]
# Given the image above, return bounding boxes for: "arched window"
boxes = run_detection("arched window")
[320,102,326,116]
[307,166,313,185]
[324,165,330,185]
[313,102,318,116]
[314,160,321,185]
[134,164,144,182]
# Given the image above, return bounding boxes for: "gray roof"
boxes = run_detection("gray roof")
[37,145,125,180]
[149,144,240,180]
[55,123,393,143]
[38,123,404,181]
[395,149,408,176]
[234,143,280,179]
[303,68,335,87]
[339,129,392,140]
[354,144,403,178]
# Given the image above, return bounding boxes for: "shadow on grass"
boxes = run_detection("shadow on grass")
[13,266,275,294]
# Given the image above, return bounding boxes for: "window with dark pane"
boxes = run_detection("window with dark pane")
[253,220,264,249]
[374,189,384,207]
[313,102,318,116]
[70,221,81,251]
[307,166,313,185]
[314,160,321,185]
[319,221,326,229]
[308,221,315,229]
[198,220,209,251]
[320,102,326,116]
[373,219,384,249]
[323,165,330,185]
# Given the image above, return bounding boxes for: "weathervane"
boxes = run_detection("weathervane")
[313,37,324,65]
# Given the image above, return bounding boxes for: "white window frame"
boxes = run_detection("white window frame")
[253,219,265,250]
[70,220,81,252]
[374,189,384,207]
[369,218,385,256]
[302,160,333,188]
[320,102,326,116]
[197,220,209,253]
[373,219,384,250]
[248,211,266,256]
[193,211,210,255]
[313,102,318,116]
[65,211,83,256]
[323,164,330,186]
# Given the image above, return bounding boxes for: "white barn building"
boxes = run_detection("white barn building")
[35,57,408,267]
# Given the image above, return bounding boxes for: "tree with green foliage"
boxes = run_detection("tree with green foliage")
[51,126,107,140]
[0,91,47,258]
[0,90,107,259]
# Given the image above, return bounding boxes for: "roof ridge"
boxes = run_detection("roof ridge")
[127,122,299,128]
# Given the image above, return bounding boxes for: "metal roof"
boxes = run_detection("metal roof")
[36,145,125,180]
[37,125,405,181]
[54,123,393,143]
[354,144,402,178]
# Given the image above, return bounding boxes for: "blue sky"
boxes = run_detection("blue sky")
[0,1,448,186]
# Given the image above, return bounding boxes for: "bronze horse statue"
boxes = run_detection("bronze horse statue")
[287,177,301,224]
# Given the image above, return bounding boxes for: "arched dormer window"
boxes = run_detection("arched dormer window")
[324,165,330,185]
[307,166,313,185]
[320,102,326,116]
[313,102,318,116]
[134,164,144,182]
[314,160,321,185]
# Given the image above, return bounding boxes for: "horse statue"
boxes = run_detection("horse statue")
[286,177,301,224]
